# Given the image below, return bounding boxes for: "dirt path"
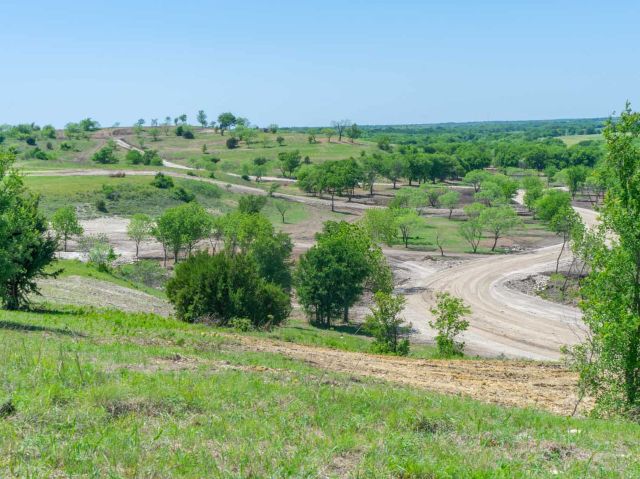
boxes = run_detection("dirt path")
[406,195,600,360]
[233,335,588,415]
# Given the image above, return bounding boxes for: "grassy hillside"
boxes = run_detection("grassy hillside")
[1,307,639,477]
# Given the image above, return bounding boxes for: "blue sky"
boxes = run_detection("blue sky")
[1,0,639,127]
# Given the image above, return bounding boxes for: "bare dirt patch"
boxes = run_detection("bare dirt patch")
[228,335,590,416]
[36,275,172,316]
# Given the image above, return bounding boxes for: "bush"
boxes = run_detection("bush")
[95,198,107,212]
[241,174,250,181]
[175,125,184,136]
[182,129,195,139]
[166,251,290,327]
[151,172,174,189]
[226,137,239,149]
[364,292,409,355]
[25,137,36,146]
[117,260,168,289]
[229,317,253,332]
[59,141,73,151]
[125,150,143,164]
[172,186,195,202]
[92,145,118,164]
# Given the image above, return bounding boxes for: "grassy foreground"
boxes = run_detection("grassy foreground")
[1,307,639,478]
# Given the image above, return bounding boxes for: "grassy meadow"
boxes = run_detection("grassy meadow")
[1,306,639,478]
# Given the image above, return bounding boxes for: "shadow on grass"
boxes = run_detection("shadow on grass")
[0,320,87,337]
[307,323,374,337]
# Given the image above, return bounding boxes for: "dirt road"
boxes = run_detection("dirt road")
[406,197,599,360]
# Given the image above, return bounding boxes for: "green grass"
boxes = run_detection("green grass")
[0,307,639,477]
[25,174,315,225]
[123,130,379,175]
[401,215,555,254]
[253,317,439,359]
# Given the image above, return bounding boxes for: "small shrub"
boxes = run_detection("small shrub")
[429,292,470,357]
[226,137,239,149]
[241,174,250,181]
[151,172,174,189]
[173,186,195,203]
[117,260,168,289]
[229,317,253,332]
[182,129,195,139]
[46,141,53,150]
[95,198,107,212]
[175,125,184,136]
[25,137,36,146]
[364,292,410,356]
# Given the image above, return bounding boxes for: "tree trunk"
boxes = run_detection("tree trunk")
[491,235,499,252]
[331,193,335,212]
[64,236,68,252]
[135,242,139,259]
[556,237,567,273]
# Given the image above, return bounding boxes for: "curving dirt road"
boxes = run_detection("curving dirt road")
[405,199,599,360]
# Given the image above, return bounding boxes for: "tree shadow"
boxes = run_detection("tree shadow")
[0,320,87,337]
[309,322,374,337]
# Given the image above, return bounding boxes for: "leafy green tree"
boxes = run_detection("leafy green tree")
[429,292,470,357]
[127,213,154,258]
[347,123,362,142]
[275,200,290,223]
[0,150,59,309]
[276,135,285,146]
[459,203,486,253]
[559,165,589,198]
[395,209,422,248]
[534,189,572,221]
[238,195,267,214]
[566,104,640,418]
[440,190,460,219]
[521,175,545,211]
[360,154,383,196]
[278,150,301,177]
[321,128,334,143]
[91,142,118,164]
[549,206,581,273]
[480,206,522,251]
[217,112,236,135]
[295,221,391,325]
[154,203,212,263]
[41,124,56,139]
[381,154,405,189]
[197,110,208,128]
[362,208,398,246]
[364,292,409,355]
[166,251,290,327]
[421,184,444,207]
[51,206,83,252]
[125,149,143,164]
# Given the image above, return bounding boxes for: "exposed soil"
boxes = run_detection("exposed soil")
[36,275,172,316]
[229,334,590,416]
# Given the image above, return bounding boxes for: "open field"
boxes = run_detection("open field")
[121,129,379,175]
[2,306,640,477]
[558,134,602,146]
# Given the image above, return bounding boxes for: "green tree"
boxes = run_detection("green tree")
[217,112,236,135]
[566,104,640,418]
[346,123,362,142]
[429,292,470,357]
[278,150,301,177]
[125,149,143,164]
[321,128,334,143]
[295,221,390,325]
[364,292,409,355]
[91,142,118,164]
[480,206,522,252]
[522,175,545,211]
[534,189,572,221]
[154,203,211,263]
[238,195,267,214]
[127,213,154,258]
[275,200,290,223]
[459,203,486,253]
[462,170,491,193]
[440,190,460,219]
[51,206,83,252]
[395,209,422,248]
[381,155,405,189]
[197,110,208,128]
[0,150,59,309]
[166,251,290,327]
[549,206,581,273]
[559,165,589,199]
[276,135,285,146]
[362,208,398,246]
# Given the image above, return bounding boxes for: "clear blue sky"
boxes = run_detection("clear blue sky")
[2,0,638,127]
